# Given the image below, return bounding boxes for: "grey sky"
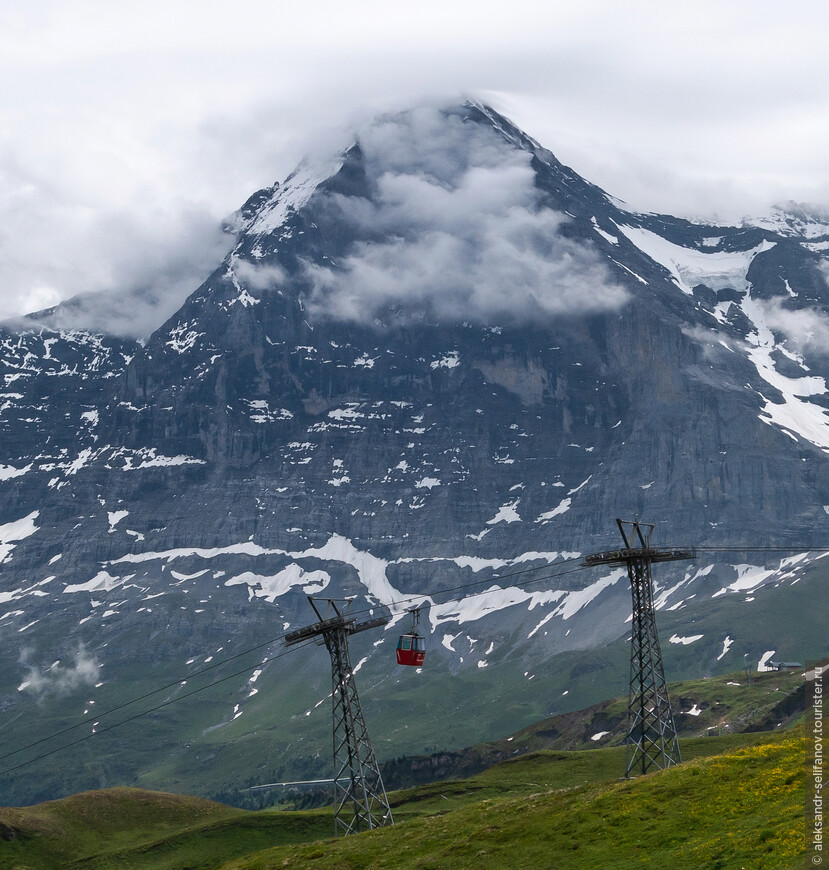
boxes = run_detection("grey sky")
[1,0,827,322]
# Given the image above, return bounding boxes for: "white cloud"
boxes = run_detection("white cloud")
[18,646,100,698]
[232,260,287,291]
[304,108,628,324]
[761,296,829,355]
[0,161,231,333]
[1,1,828,324]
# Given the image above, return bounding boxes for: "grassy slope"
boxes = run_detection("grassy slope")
[380,665,806,789]
[219,734,806,870]
[515,666,806,748]
[0,731,804,870]
[0,788,331,870]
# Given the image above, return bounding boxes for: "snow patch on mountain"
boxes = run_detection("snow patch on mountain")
[617,224,775,295]
[415,477,441,489]
[0,511,39,563]
[486,500,521,525]
[757,650,776,671]
[536,498,571,523]
[225,565,330,602]
[429,586,565,630]
[245,400,293,424]
[653,578,691,610]
[431,352,460,370]
[107,510,129,532]
[112,541,273,564]
[744,205,829,239]
[669,633,704,645]
[64,571,125,594]
[0,463,32,481]
[591,217,618,245]
[740,295,829,450]
[712,551,817,598]
[247,157,344,237]
[717,636,734,660]
[397,551,578,588]
[291,535,399,605]
[554,570,624,619]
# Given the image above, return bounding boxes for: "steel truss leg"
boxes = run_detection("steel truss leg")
[625,558,681,777]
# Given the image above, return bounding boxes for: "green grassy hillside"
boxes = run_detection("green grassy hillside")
[220,734,806,870]
[0,731,805,870]
[381,665,806,789]
[0,788,331,870]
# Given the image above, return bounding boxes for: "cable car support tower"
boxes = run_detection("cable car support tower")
[284,597,394,835]
[582,519,695,777]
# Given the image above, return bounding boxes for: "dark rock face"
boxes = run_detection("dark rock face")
[1,102,828,803]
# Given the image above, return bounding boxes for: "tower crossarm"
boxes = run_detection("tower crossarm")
[350,615,391,634]
[581,547,695,568]
[284,614,390,647]
[284,614,357,646]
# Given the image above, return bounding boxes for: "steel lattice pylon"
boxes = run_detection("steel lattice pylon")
[284,598,394,835]
[623,543,681,776]
[583,519,695,777]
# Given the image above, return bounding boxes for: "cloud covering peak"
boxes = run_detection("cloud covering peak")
[301,107,628,325]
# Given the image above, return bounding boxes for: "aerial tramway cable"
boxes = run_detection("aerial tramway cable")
[0,639,318,779]
[0,559,589,773]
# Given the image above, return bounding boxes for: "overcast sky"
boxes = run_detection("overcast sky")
[2,0,828,323]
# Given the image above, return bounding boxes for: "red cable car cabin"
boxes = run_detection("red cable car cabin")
[396,633,426,666]
[396,606,426,666]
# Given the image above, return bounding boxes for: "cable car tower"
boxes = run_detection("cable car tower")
[284,597,394,835]
[582,519,695,777]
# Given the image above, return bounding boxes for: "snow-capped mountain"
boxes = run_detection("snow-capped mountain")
[0,102,827,803]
